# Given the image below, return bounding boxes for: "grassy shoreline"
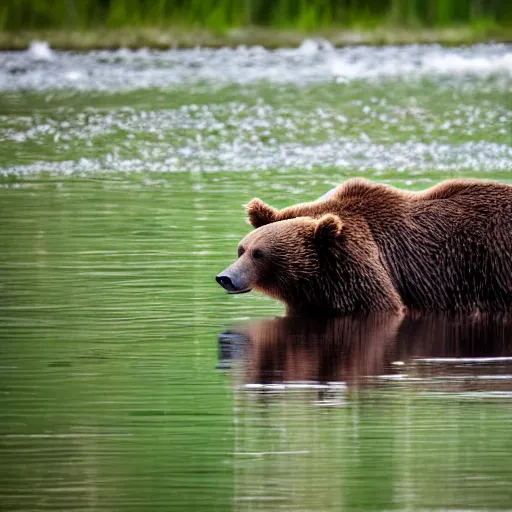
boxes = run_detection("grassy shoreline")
[1,25,511,51]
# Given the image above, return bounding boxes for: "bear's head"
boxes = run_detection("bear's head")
[216,214,343,306]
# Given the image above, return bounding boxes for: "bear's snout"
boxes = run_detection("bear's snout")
[216,274,236,292]
[216,265,253,294]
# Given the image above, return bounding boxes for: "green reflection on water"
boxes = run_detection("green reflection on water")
[0,177,243,511]
[233,391,512,511]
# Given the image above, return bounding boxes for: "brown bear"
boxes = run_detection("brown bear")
[216,178,512,316]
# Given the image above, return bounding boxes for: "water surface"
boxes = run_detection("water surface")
[1,42,511,511]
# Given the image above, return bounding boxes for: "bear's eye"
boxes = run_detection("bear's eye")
[252,249,265,259]
[237,246,245,258]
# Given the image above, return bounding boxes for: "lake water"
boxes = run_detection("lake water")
[0,42,511,511]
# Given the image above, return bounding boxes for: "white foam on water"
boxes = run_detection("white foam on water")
[376,374,512,382]
[458,391,512,398]
[234,450,310,456]
[2,139,511,177]
[26,40,54,62]
[1,44,509,178]
[331,46,512,80]
[1,43,510,92]
[434,375,512,380]
[417,357,512,363]
[297,38,321,57]
[297,38,335,57]
[238,381,347,391]
[65,70,84,82]
[1,96,509,176]
[422,52,512,77]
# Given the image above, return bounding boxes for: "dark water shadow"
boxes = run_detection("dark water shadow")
[218,313,512,392]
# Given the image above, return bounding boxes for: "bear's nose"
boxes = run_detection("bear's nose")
[216,275,236,292]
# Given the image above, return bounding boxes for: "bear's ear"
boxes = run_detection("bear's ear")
[245,198,279,229]
[314,214,343,246]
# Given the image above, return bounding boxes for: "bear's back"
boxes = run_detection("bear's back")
[332,178,512,312]
[420,179,512,203]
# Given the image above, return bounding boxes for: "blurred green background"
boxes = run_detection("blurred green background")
[1,0,511,49]
[2,0,512,30]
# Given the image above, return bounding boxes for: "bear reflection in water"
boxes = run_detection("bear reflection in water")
[218,313,512,389]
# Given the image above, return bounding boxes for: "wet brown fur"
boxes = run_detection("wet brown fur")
[235,212,403,316]
[244,178,512,315]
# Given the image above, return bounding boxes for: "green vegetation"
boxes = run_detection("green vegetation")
[2,0,512,30]
[0,0,511,49]
[3,26,511,50]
